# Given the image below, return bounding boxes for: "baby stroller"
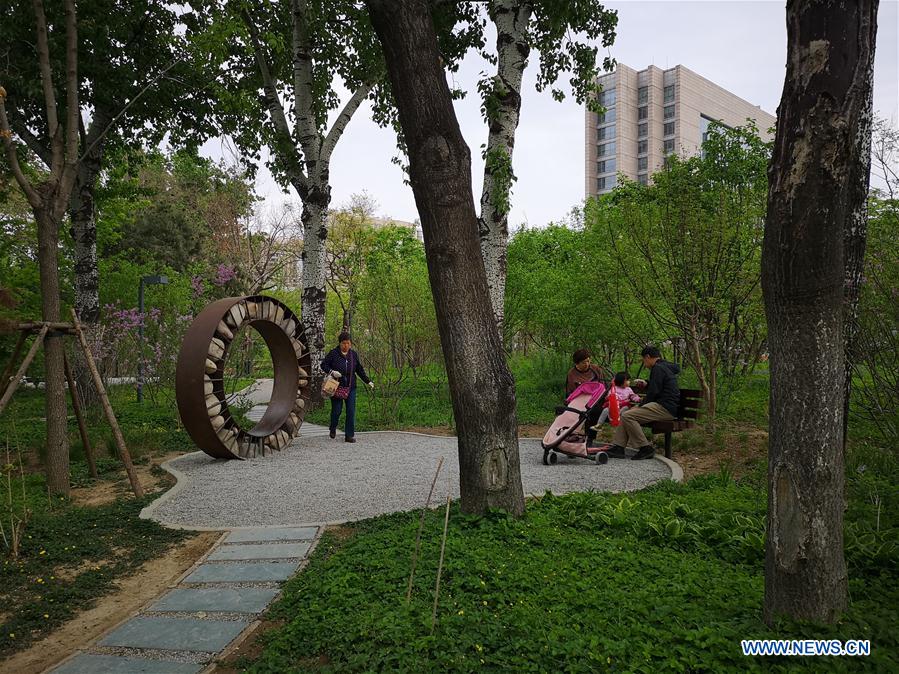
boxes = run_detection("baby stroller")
[541,381,610,465]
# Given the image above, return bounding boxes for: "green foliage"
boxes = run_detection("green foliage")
[851,189,899,442]
[0,485,189,657]
[242,474,898,673]
[584,122,772,416]
[99,149,256,274]
[526,1,618,106]
[483,147,516,215]
[505,223,650,357]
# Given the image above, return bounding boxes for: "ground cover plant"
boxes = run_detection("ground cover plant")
[231,471,898,673]
[0,384,209,466]
[0,477,189,657]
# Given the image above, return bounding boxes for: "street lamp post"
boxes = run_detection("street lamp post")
[137,274,169,402]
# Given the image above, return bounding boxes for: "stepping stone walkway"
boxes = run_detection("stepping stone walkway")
[50,526,319,674]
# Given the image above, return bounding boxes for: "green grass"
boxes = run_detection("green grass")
[0,385,195,467]
[233,474,898,673]
[0,479,189,656]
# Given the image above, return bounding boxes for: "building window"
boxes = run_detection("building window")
[664,105,675,119]
[664,138,675,154]
[664,85,675,103]
[598,124,616,141]
[638,174,648,185]
[598,158,616,174]
[598,108,616,124]
[638,106,648,120]
[638,139,648,155]
[700,114,730,146]
[664,121,675,136]
[598,175,617,191]
[599,88,616,107]
[638,86,648,105]
[638,123,648,138]
[599,142,616,157]
[638,157,648,171]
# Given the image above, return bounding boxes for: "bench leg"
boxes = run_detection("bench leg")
[664,432,672,459]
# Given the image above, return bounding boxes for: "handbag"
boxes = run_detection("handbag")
[321,376,339,397]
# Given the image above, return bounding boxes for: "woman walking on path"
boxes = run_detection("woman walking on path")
[321,332,374,443]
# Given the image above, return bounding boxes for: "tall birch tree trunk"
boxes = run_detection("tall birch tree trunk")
[69,112,110,325]
[762,0,878,625]
[297,183,330,385]
[367,0,525,516]
[244,0,371,401]
[478,0,532,331]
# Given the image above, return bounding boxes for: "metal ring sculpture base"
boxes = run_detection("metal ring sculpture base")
[176,296,311,460]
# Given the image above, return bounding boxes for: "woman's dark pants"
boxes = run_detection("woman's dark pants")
[329,386,357,438]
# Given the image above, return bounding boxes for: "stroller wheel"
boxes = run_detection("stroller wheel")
[549,453,558,465]
[595,451,609,465]
[542,450,550,466]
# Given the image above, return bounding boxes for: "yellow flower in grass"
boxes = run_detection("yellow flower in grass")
[43,614,49,619]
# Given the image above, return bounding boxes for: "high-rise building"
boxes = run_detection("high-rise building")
[585,63,776,197]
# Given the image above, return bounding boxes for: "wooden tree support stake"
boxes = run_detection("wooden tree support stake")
[431,491,452,634]
[71,309,143,498]
[406,456,444,604]
[63,353,97,479]
[0,330,28,399]
[0,325,49,415]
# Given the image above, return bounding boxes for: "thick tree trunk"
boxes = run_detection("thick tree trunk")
[300,183,329,402]
[367,0,525,516]
[761,0,877,625]
[478,0,532,330]
[36,207,70,496]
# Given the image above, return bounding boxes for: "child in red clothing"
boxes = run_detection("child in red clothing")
[590,371,641,431]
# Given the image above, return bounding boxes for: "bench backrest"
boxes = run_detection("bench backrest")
[677,388,704,420]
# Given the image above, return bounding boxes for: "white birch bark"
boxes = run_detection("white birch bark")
[246,0,372,399]
[478,0,532,331]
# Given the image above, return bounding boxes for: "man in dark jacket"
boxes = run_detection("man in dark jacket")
[606,345,680,460]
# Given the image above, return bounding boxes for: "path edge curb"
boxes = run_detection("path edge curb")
[654,454,683,482]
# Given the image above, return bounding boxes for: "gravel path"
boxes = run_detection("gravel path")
[146,430,672,529]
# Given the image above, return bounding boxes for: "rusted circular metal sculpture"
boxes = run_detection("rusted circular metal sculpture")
[176,295,311,460]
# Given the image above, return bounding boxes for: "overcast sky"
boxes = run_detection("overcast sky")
[203,1,899,228]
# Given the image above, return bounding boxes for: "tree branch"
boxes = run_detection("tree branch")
[0,89,42,208]
[8,116,52,167]
[241,9,309,195]
[31,0,59,149]
[64,0,78,164]
[77,59,181,163]
[321,83,373,164]
[291,0,321,160]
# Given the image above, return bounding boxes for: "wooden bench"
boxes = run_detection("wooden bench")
[639,388,704,459]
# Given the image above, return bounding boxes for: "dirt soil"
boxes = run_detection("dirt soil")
[70,451,185,507]
[1,530,220,674]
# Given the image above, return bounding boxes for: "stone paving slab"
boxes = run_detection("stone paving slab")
[52,654,203,673]
[99,616,249,653]
[150,587,279,614]
[184,561,300,583]
[208,542,311,561]
[225,526,317,543]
